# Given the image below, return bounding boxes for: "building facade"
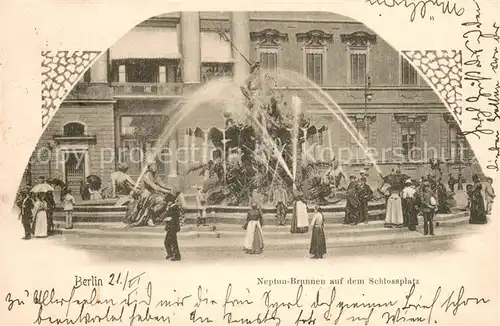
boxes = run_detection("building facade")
[25,11,480,195]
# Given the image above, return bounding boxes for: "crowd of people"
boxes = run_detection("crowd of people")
[16,176,75,240]
[241,163,495,259]
[15,159,495,262]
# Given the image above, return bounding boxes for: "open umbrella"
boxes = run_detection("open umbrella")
[31,183,54,193]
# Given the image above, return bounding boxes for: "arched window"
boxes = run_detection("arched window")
[63,122,85,137]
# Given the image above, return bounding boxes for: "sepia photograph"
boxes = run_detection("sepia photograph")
[1,1,499,325]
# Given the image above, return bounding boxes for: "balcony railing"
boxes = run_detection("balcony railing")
[65,83,114,101]
[112,82,183,98]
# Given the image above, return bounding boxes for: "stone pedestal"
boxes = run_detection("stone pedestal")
[181,12,201,84]
[231,12,250,84]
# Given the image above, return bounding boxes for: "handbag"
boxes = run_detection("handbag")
[242,221,248,230]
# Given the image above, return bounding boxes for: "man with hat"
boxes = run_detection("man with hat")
[18,188,35,239]
[164,207,182,261]
[345,174,361,225]
[359,169,368,179]
[415,179,437,235]
[402,178,418,231]
[358,177,373,224]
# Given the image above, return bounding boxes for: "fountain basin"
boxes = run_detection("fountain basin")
[53,200,387,224]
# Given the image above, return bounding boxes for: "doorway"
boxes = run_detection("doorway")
[64,152,86,198]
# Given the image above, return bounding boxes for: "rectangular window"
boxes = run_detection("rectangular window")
[347,124,370,161]
[259,50,278,71]
[317,130,324,146]
[158,66,167,83]
[112,59,180,83]
[401,56,418,85]
[401,124,420,160]
[449,125,458,160]
[118,65,126,83]
[306,52,323,84]
[449,125,470,160]
[348,125,368,148]
[125,60,158,83]
[350,53,367,85]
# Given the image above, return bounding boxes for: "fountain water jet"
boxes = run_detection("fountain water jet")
[272,68,383,176]
[291,96,301,189]
[132,78,241,191]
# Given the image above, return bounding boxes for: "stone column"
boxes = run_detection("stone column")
[181,12,201,91]
[231,12,250,84]
[90,50,108,83]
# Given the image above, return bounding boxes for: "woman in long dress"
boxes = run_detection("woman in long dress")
[291,192,309,233]
[469,174,487,224]
[309,205,326,259]
[381,170,404,228]
[32,193,48,238]
[244,202,264,254]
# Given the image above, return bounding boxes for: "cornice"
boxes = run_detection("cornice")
[340,31,377,47]
[250,29,289,46]
[296,29,334,47]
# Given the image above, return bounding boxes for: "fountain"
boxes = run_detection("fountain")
[54,29,388,225]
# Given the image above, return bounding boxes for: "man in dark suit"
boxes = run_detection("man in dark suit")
[164,205,181,261]
[416,180,437,236]
[45,190,56,234]
[359,177,373,224]
[19,189,35,239]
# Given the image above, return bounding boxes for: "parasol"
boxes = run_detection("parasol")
[31,183,55,193]
[86,175,102,191]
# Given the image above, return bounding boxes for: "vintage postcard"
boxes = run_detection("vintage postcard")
[1,0,499,325]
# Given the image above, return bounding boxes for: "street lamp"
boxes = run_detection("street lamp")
[364,74,373,147]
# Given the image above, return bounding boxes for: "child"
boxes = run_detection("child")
[466,184,473,209]
[484,177,495,215]
[196,186,207,226]
[63,189,75,229]
[309,205,326,259]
